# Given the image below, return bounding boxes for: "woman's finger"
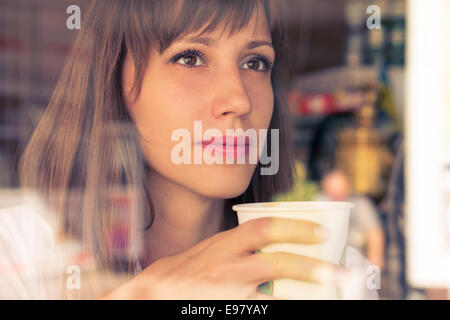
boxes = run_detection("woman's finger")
[243,251,351,287]
[229,217,330,255]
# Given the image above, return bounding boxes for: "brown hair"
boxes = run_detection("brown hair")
[19,0,295,292]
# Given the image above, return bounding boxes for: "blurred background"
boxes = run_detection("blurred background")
[0,0,449,299]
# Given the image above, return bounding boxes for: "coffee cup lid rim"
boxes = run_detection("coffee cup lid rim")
[232,201,354,212]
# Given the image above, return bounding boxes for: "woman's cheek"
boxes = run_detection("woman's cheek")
[163,71,212,117]
[245,77,274,126]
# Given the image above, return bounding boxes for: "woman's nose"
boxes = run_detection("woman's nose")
[210,67,252,119]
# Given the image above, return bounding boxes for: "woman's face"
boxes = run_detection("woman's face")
[122,11,275,199]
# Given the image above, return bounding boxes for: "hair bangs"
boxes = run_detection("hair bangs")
[166,0,262,48]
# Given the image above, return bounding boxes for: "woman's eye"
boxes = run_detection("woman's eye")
[170,51,273,71]
[172,50,205,68]
[241,56,273,72]
[178,54,201,66]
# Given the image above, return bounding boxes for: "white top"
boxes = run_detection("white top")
[0,205,64,299]
[0,205,378,300]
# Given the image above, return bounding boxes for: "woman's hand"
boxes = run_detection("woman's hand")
[103,217,351,299]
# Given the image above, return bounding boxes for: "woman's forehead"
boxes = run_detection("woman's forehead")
[155,0,272,50]
[177,10,271,44]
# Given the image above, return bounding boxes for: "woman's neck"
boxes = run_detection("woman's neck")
[140,170,228,268]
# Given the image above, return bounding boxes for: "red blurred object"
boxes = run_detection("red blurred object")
[300,93,334,115]
[289,89,363,116]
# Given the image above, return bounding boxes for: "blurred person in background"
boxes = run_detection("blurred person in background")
[316,169,385,270]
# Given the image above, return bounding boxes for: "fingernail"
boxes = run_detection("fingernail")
[334,268,352,287]
[312,266,352,287]
[313,226,331,240]
[311,266,335,285]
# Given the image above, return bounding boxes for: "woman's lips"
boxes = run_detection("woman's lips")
[197,136,250,158]
[201,135,250,146]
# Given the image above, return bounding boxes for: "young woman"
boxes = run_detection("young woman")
[5,0,374,299]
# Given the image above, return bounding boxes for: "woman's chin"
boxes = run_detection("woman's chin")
[187,165,256,199]
[151,160,257,200]
[198,183,251,199]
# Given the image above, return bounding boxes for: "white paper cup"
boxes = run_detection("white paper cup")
[232,201,354,300]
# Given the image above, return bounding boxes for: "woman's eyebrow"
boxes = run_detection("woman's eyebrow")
[246,40,274,51]
[180,36,274,51]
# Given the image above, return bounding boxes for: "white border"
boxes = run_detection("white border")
[405,0,450,287]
